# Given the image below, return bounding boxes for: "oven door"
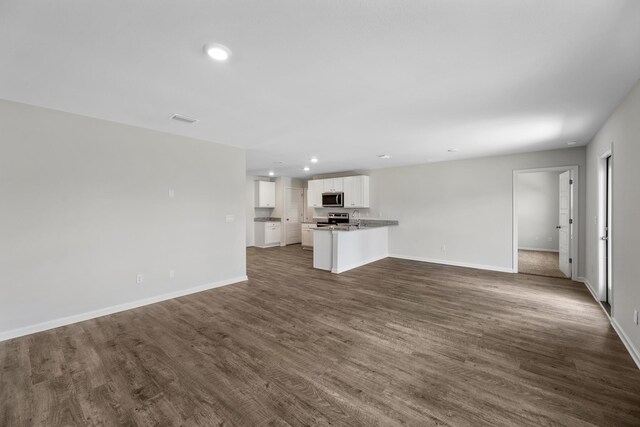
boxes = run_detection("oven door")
[322,192,343,207]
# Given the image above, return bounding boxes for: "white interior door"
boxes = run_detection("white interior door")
[558,171,571,278]
[285,187,303,245]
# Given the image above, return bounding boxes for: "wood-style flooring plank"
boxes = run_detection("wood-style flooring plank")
[1,245,639,426]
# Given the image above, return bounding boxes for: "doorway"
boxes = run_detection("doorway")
[601,153,613,314]
[284,187,304,245]
[513,166,579,279]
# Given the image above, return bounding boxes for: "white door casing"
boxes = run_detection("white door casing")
[513,166,578,277]
[285,187,303,245]
[606,155,613,304]
[558,171,571,278]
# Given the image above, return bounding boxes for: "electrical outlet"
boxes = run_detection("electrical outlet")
[634,310,638,325]
[225,214,235,223]
[441,244,446,252]
[169,188,175,198]
[136,274,144,284]
[169,269,175,279]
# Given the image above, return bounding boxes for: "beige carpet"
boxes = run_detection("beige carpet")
[518,250,568,278]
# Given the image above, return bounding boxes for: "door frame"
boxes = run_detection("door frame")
[598,146,613,307]
[512,165,579,279]
[283,186,304,245]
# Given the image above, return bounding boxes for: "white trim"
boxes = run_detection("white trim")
[576,277,610,319]
[512,165,579,280]
[611,318,640,370]
[255,243,280,249]
[576,277,600,303]
[0,275,248,342]
[389,254,514,273]
[576,277,639,370]
[597,146,613,304]
[331,253,389,274]
[518,247,559,253]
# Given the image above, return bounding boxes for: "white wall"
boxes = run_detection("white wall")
[0,99,247,340]
[585,78,640,363]
[365,148,586,273]
[517,172,561,251]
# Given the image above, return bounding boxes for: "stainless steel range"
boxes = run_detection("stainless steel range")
[316,212,349,228]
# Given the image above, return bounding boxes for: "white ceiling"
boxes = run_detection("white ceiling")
[1,1,640,178]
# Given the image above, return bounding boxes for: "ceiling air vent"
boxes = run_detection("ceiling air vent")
[169,113,198,124]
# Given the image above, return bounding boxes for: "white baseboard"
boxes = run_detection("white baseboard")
[576,277,640,370]
[0,275,248,343]
[518,247,559,253]
[576,277,601,303]
[611,318,640,370]
[332,253,388,274]
[255,243,280,249]
[389,254,514,273]
[576,277,610,318]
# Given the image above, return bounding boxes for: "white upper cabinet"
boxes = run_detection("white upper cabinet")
[343,176,370,208]
[255,181,276,208]
[322,178,343,193]
[307,180,323,208]
[308,175,369,208]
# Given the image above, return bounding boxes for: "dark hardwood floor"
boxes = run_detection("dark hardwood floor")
[2,245,640,426]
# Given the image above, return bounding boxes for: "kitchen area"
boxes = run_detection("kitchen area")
[249,174,398,273]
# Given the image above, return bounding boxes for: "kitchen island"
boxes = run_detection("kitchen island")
[313,221,398,273]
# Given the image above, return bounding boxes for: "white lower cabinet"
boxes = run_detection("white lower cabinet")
[301,223,317,248]
[255,222,281,248]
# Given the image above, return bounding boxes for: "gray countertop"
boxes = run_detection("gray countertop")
[254,217,281,222]
[313,219,399,232]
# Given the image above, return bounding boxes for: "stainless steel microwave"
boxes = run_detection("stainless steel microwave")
[322,192,344,207]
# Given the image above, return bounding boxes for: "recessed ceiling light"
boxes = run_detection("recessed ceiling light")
[378,154,391,159]
[303,166,310,172]
[448,148,459,153]
[204,43,232,62]
[567,140,578,146]
[268,171,275,176]
[310,157,318,163]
